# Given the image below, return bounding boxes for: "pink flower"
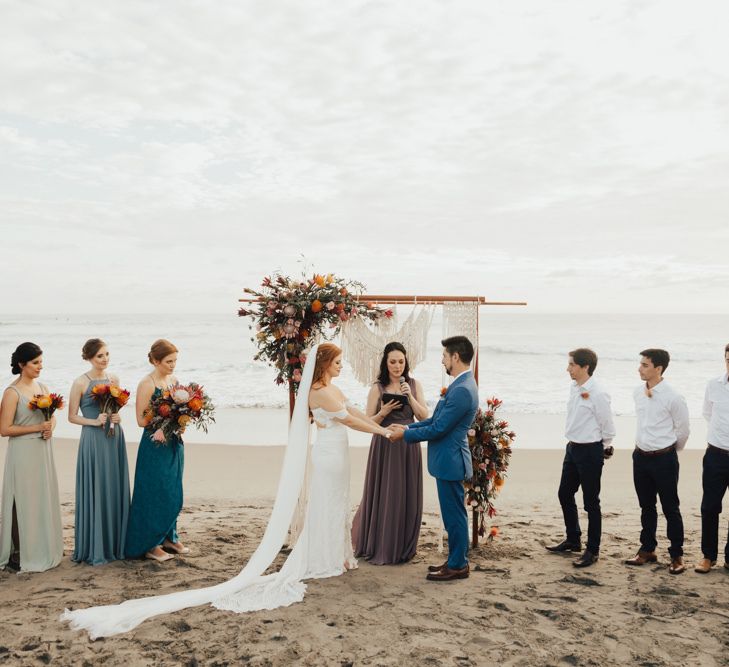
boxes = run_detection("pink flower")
[283,304,296,316]
[468,429,476,437]
[326,301,335,311]
[292,369,302,382]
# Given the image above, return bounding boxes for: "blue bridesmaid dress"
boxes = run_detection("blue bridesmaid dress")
[73,376,131,564]
[125,387,184,558]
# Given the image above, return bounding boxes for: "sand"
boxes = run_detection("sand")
[1,427,728,666]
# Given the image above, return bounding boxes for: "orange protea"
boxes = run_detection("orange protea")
[35,395,52,409]
[313,274,326,287]
[187,397,203,412]
[311,299,323,313]
[157,403,171,418]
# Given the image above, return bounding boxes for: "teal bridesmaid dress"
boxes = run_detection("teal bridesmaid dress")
[72,376,131,565]
[125,387,184,558]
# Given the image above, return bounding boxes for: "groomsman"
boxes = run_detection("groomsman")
[695,343,729,574]
[626,348,689,574]
[546,348,616,568]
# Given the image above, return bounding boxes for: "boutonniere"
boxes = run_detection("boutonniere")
[580,391,590,400]
[439,386,448,399]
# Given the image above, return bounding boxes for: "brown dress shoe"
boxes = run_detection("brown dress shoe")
[426,564,470,581]
[428,561,448,573]
[694,558,716,573]
[669,557,686,575]
[625,550,658,566]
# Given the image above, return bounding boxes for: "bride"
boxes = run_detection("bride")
[62,342,393,638]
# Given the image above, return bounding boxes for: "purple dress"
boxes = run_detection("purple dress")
[352,380,423,564]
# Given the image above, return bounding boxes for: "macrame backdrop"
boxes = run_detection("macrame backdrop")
[341,305,435,385]
[442,301,479,375]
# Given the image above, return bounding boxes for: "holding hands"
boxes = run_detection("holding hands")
[388,424,407,441]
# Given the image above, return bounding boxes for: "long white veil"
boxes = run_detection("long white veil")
[61,344,319,639]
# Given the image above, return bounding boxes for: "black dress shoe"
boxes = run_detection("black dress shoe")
[426,564,469,581]
[428,560,448,573]
[573,550,598,568]
[546,540,581,553]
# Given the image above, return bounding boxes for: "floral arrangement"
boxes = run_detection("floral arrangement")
[238,272,393,391]
[91,384,131,436]
[28,393,65,419]
[143,383,215,443]
[464,397,515,540]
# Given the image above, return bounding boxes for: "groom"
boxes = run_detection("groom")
[391,336,479,581]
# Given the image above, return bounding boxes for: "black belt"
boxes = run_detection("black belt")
[567,441,602,446]
[635,444,676,457]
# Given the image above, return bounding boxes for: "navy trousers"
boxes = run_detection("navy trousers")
[558,441,604,553]
[700,445,729,562]
[436,478,469,569]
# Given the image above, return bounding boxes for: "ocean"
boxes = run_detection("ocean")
[1,311,726,444]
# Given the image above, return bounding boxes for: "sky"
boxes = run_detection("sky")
[1,0,728,314]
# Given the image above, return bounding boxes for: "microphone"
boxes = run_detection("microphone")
[399,376,407,388]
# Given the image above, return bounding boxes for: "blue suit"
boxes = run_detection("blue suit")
[404,371,479,569]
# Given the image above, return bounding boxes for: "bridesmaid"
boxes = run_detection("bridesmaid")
[0,342,63,572]
[352,342,428,564]
[125,339,188,562]
[68,338,131,565]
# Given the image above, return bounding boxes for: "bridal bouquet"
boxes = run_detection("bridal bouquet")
[465,397,515,539]
[28,392,65,419]
[239,272,393,391]
[90,384,131,436]
[143,383,215,443]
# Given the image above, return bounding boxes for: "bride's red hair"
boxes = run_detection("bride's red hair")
[312,343,342,386]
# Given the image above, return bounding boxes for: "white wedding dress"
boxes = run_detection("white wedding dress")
[61,344,357,638]
[214,403,357,612]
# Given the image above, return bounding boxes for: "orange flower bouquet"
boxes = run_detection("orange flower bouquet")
[238,272,392,391]
[91,384,131,436]
[465,397,515,541]
[28,392,65,420]
[143,382,215,444]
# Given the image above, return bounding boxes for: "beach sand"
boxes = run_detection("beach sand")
[1,424,728,666]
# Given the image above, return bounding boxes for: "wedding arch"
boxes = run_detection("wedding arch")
[239,274,526,545]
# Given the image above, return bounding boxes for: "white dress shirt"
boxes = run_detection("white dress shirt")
[703,373,729,451]
[634,380,690,452]
[564,376,616,446]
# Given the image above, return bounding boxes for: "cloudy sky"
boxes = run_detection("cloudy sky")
[1,0,728,314]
